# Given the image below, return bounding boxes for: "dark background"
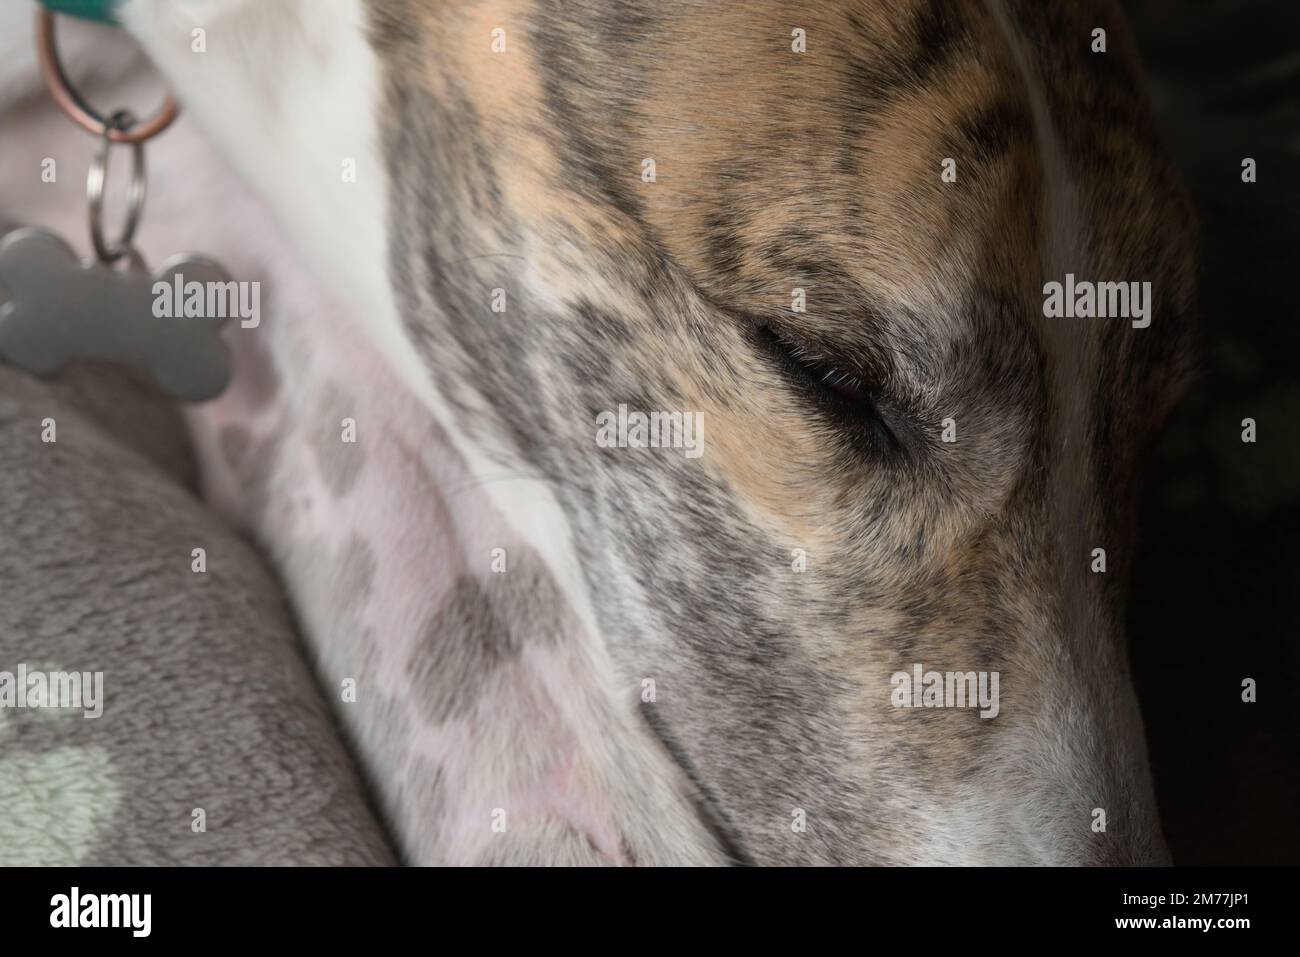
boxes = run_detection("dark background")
[1124,0,1299,864]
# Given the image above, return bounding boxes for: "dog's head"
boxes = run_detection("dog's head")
[126,0,1195,863]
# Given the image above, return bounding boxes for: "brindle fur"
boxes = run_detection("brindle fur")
[361,0,1195,864]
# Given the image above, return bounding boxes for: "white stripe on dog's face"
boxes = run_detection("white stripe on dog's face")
[114,1,563,421]
[119,1,407,390]
[119,0,600,655]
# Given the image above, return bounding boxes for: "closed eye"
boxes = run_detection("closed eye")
[814,365,869,403]
[747,321,901,454]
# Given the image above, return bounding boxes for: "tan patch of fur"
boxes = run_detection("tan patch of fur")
[624,1,1032,311]
[681,365,844,551]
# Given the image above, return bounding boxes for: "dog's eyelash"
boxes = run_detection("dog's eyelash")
[818,365,865,395]
[754,324,871,401]
[747,322,901,455]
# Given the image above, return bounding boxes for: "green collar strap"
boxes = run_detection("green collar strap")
[37,0,121,26]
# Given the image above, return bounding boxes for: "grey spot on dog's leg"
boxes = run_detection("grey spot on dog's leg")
[480,548,570,647]
[334,534,378,604]
[407,577,518,725]
[312,384,364,497]
[218,424,282,518]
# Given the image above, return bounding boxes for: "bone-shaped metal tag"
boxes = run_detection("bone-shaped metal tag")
[0,227,231,402]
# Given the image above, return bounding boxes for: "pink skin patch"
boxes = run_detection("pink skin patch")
[187,282,629,864]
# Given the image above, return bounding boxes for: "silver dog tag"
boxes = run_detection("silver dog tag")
[0,228,231,402]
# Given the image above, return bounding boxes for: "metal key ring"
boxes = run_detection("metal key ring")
[36,8,178,144]
[87,110,146,263]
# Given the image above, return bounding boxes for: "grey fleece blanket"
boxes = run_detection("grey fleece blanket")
[0,360,395,865]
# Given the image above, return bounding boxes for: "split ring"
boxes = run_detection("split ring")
[36,8,178,144]
[87,110,146,263]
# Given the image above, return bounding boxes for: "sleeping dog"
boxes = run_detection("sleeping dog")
[106,0,1194,864]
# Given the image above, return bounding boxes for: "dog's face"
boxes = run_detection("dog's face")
[365,0,1195,863]
[125,0,1195,862]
